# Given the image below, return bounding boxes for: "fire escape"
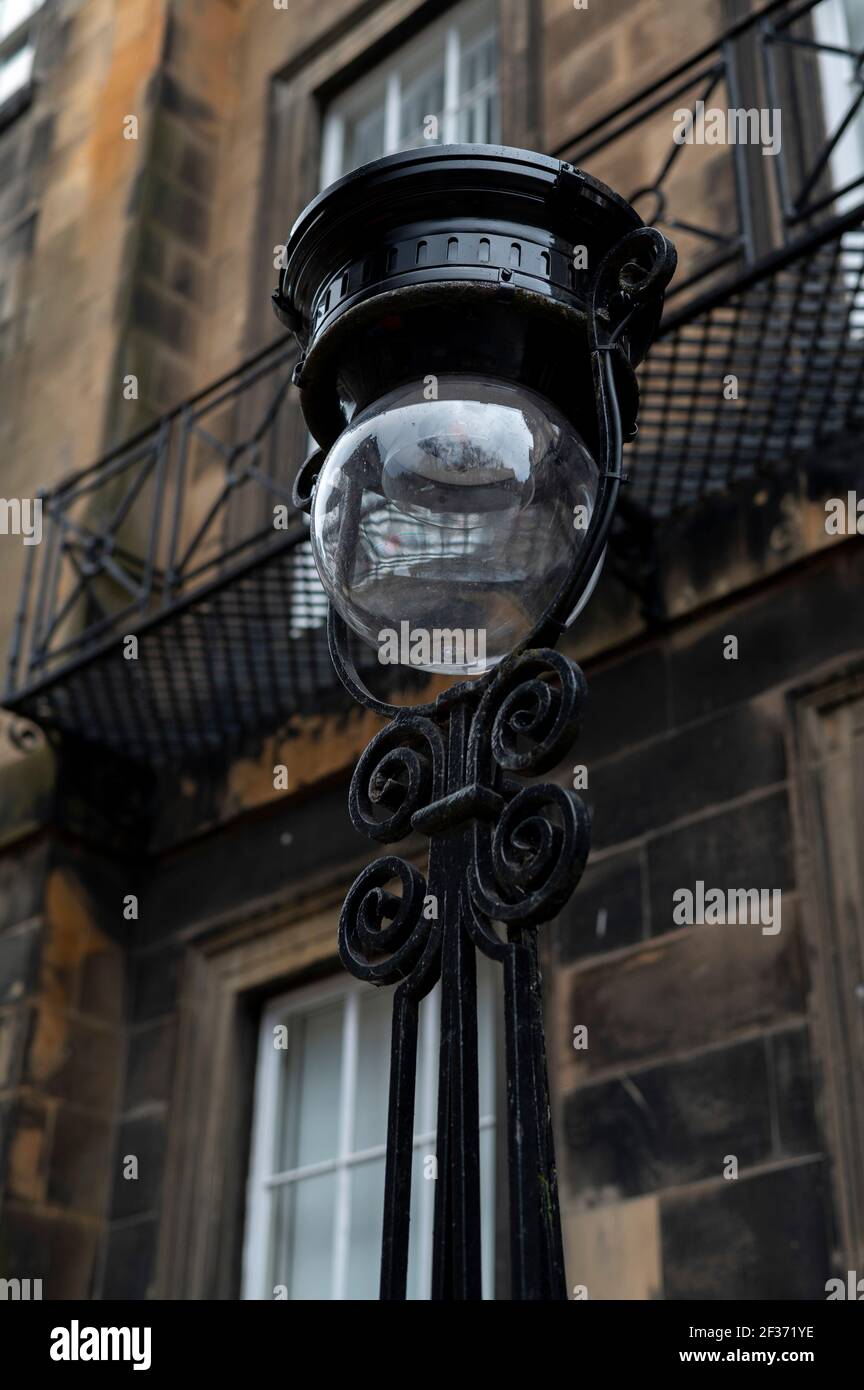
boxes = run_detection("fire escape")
[5,0,864,766]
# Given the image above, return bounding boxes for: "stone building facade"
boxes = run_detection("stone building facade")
[0,0,862,1299]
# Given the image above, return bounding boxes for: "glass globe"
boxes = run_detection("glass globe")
[309,375,600,675]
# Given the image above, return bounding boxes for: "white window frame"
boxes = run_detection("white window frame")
[812,0,864,336]
[0,0,44,110]
[242,967,497,1301]
[320,0,499,189]
[813,0,864,212]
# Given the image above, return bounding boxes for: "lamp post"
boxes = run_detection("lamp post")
[274,146,675,1301]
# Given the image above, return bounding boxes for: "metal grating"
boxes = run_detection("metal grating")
[630,214,864,515]
[14,540,344,764]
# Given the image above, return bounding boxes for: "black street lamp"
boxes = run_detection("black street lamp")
[274,146,675,1301]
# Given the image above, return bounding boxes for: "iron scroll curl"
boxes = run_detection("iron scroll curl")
[466,649,592,941]
[338,714,446,990]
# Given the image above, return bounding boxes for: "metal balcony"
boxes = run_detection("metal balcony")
[4,339,348,763]
[557,0,864,517]
[5,0,864,766]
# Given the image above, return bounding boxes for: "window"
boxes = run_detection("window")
[0,0,43,110]
[813,0,864,211]
[812,1,864,334]
[320,0,499,189]
[243,956,498,1299]
[0,37,32,106]
[0,0,41,41]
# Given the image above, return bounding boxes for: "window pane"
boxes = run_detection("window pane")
[0,0,42,43]
[814,0,864,207]
[414,985,440,1139]
[346,105,386,171]
[480,1124,496,1299]
[845,0,864,49]
[353,987,391,1151]
[272,1174,336,1298]
[275,1001,342,1171]
[405,1127,497,1299]
[247,948,500,1298]
[407,1144,435,1300]
[321,0,500,186]
[398,68,445,150]
[457,30,499,145]
[346,1158,386,1298]
[460,31,495,97]
[0,41,33,105]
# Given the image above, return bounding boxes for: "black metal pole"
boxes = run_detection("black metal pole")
[277,151,677,1298]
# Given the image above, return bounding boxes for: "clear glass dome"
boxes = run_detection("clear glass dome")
[310,375,600,674]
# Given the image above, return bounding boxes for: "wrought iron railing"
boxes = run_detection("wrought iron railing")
[556,0,864,517]
[9,337,300,684]
[3,337,353,761]
[557,0,864,297]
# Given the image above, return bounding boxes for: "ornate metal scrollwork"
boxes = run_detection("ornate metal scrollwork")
[468,650,591,934]
[348,715,445,843]
[339,655,592,974]
[333,642,593,1301]
[339,856,431,986]
[339,715,446,991]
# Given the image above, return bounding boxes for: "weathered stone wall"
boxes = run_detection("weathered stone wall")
[0,781,135,1296]
[549,538,864,1300]
[0,0,170,694]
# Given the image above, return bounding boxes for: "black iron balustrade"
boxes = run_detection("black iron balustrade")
[557,0,864,296]
[555,0,864,519]
[558,42,756,299]
[629,204,864,516]
[10,337,299,674]
[3,337,355,763]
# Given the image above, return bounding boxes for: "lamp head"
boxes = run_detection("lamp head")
[275,146,674,675]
